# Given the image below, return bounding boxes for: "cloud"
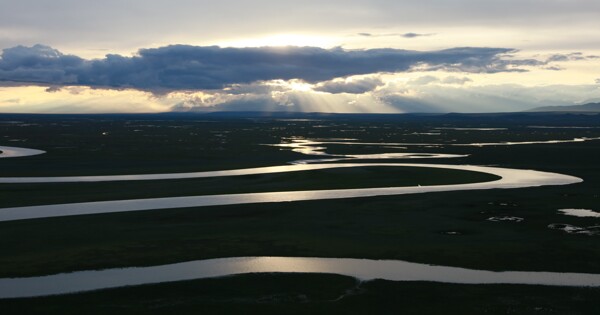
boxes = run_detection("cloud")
[407,75,440,85]
[1,44,537,92]
[175,80,600,114]
[357,32,434,38]
[3,0,600,67]
[2,98,20,104]
[378,93,443,113]
[544,66,563,71]
[402,32,433,38]
[45,86,62,93]
[409,48,544,73]
[441,76,472,85]
[170,93,286,112]
[596,78,600,84]
[372,83,600,113]
[545,52,600,63]
[314,77,383,94]
[546,52,584,62]
[406,75,472,86]
[0,45,83,84]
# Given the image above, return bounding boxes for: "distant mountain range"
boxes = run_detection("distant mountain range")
[528,102,600,112]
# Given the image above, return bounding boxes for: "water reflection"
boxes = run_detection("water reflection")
[435,127,508,131]
[268,139,468,164]
[456,137,600,147]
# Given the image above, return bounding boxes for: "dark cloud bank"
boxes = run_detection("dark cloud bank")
[0,44,539,92]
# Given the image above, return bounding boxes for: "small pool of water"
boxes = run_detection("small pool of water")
[0,146,46,158]
[559,209,600,218]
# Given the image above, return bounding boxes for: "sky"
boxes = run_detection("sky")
[1,0,600,113]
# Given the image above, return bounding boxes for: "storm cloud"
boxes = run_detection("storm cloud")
[1,44,536,92]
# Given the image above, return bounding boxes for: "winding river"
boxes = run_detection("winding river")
[2,256,600,299]
[0,163,581,222]
[0,139,597,298]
